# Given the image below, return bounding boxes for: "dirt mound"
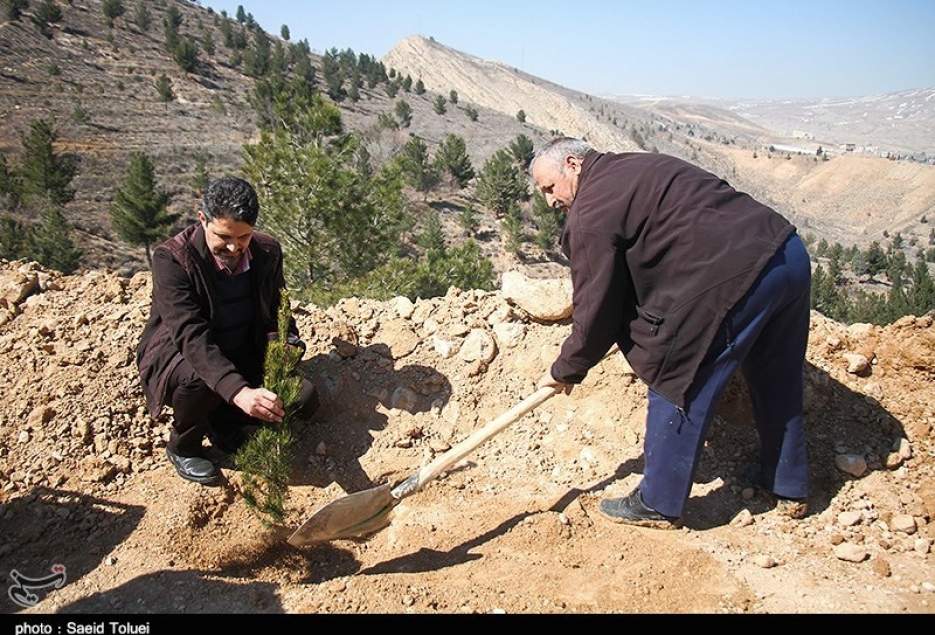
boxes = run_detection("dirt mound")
[1,260,933,613]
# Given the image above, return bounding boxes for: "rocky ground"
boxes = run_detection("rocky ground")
[0,259,933,614]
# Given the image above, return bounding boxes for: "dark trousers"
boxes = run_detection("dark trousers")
[166,357,319,457]
[640,233,811,518]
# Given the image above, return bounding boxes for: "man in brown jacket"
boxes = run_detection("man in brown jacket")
[137,177,318,485]
[533,138,811,528]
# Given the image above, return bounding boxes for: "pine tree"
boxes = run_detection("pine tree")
[109,152,176,266]
[236,4,246,24]
[502,203,524,253]
[385,80,399,98]
[5,0,29,22]
[531,191,562,250]
[244,30,270,78]
[394,99,412,128]
[509,134,535,169]
[865,241,887,280]
[173,37,199,73]
[414,79,425,95]
[516,109,526,123]
[0,215,31,261]
[163,8,180,52]
[401,75,412,92]
[156,74,174,109]
[459,204,479,237]
[32,0,62,38]
[191,154,209,197]
[30,206,82,273]
[0,152,20,209]
[886,270,911,321]
[464,105,478,122]
[322,49,344,100]
[202,30,215,56]
[101,0,124,29]
[433,134,474,188]
[398,136,438,194]
[19,118,78,207]
[432,94,446,115]
[355,144,372,181]
[280,24,290,41]
[476,149,528,217]
[416,210,445,255]
[815,238,829,257]
[909,256,935,316]
[235,289,303,525]
[449,90,458,104]
[132,0,150,31]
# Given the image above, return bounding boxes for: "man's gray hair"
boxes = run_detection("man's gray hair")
[530,137,593,173]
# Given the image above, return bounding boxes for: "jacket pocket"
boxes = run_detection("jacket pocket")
[635,306,665,337]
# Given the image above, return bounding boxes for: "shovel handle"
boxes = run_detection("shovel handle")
[391,386,558,499]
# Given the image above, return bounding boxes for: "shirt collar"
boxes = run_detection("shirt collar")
[212,247,252,276]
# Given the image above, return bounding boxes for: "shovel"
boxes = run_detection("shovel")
[287,385,558,547]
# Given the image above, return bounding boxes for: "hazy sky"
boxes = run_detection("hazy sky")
[204,0,935,100]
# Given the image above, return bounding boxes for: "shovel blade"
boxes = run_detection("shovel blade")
[288,483,397,547]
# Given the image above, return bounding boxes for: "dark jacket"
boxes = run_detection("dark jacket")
[551,152,795,408]
[136,223,303,418]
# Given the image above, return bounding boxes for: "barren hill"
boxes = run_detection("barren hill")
[1,260,933,613]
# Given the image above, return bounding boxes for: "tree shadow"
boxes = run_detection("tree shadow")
[683,361,907,529]
[55,570,283,613]
[0,488,144,614]
[286,343,452,495]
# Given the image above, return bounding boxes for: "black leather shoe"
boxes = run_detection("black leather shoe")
[166,447,221,485]
[599,488,680,529]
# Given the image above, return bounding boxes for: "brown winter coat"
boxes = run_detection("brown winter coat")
[551,152,795,408]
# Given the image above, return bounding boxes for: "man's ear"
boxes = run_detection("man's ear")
[565,155,583,175]
[197,210,207,226]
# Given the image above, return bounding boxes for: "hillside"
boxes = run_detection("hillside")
[1,259,933,613]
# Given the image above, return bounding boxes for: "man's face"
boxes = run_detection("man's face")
[532,155,583,212]
[199,211,254,267]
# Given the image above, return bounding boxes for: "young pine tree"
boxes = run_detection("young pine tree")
[19,118,78,207]
[109,152,177,266]
[394,99,412,128]
[398,136,438,194]
[133,0,151,31]
[30,206,82,273]
[156,74,174,110]
[531,191,562,250]
[101,0,125,29]
[432,95,446,115]
[433,134,474,188]
[476,149,528,217]
[509,134,535,170]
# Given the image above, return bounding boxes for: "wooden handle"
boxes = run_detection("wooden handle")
[391,386,557,499]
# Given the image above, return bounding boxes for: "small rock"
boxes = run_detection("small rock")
[27,405,55,428]
[432,336,460,359]
[393,296,415,319]
[753,555,777,569]
[558,513,570,526]
[316,442,328,456]
[18,430,29,444]
[914,538,931,555]
[890,514,917,535]
[895,438,912,461]
[835,454,868,478]
[458,329,498,364]
[837,511,863,527]
[885,453,904,469]
[492,322,525,349]
[331,322,359,358]
[730,509,754,527]
[394,439,413,449]
[428,439,451,453]
[501,271,573,321]
[402,596,414,607]
[105,556,117,566]
[871,557,892,578]
[830,533,846,546]
[109,456,131,474]
[923,582,935,593]
[834,543,869,563]
[843,353,870,375]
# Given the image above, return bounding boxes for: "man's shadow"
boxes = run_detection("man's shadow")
[356,360,907,574]
[1,487,144,614]
[288,342,452,495]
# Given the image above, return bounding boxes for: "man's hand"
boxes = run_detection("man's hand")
[233,387,285,423]
[537,369,573,395]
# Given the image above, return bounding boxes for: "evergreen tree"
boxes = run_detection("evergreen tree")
[242,95,411,287]
[132,0,150,31]
[0,215,31,261]
[531,191,562,250]
[476,149,528,217]
[909,256,935,316]
[449,89,458,104]
[464,105,478,122]
[236,4,246,24]
[502,203,524,253]
[414,79,425,94]
[0,152,21,209]
[509,134,535,169]
[4,0,29,22]
[394,99,412,128]
[416,210,445,255]
[163,7,181,52]
[191,154,209,197]
[202,30,215,56]
[516,109,526,123]
[384,80,399,98]
[109,152,176,266]
[156,74,174,109]
[886,270,911,322]
[32,0,62,38]
[30,206,82,273]
[432,94,446,115]
[401,75,412,92]
[398,136,438,194]
[355,144,372,181]
[459,204,479,237]
[887,249,908,283]
[433,134,474,188]
[280,24,290,41]
[19,118,78,207]
[815,238,829,257]
[828,249,844,284]
[244,30,271,78]
[891,232,904,250]
[101,0,124,29]
[322,49,344,100]
[865,241,887,280]
[173,37,200,73]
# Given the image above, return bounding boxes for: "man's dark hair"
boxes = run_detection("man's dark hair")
[203,177,259,225]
